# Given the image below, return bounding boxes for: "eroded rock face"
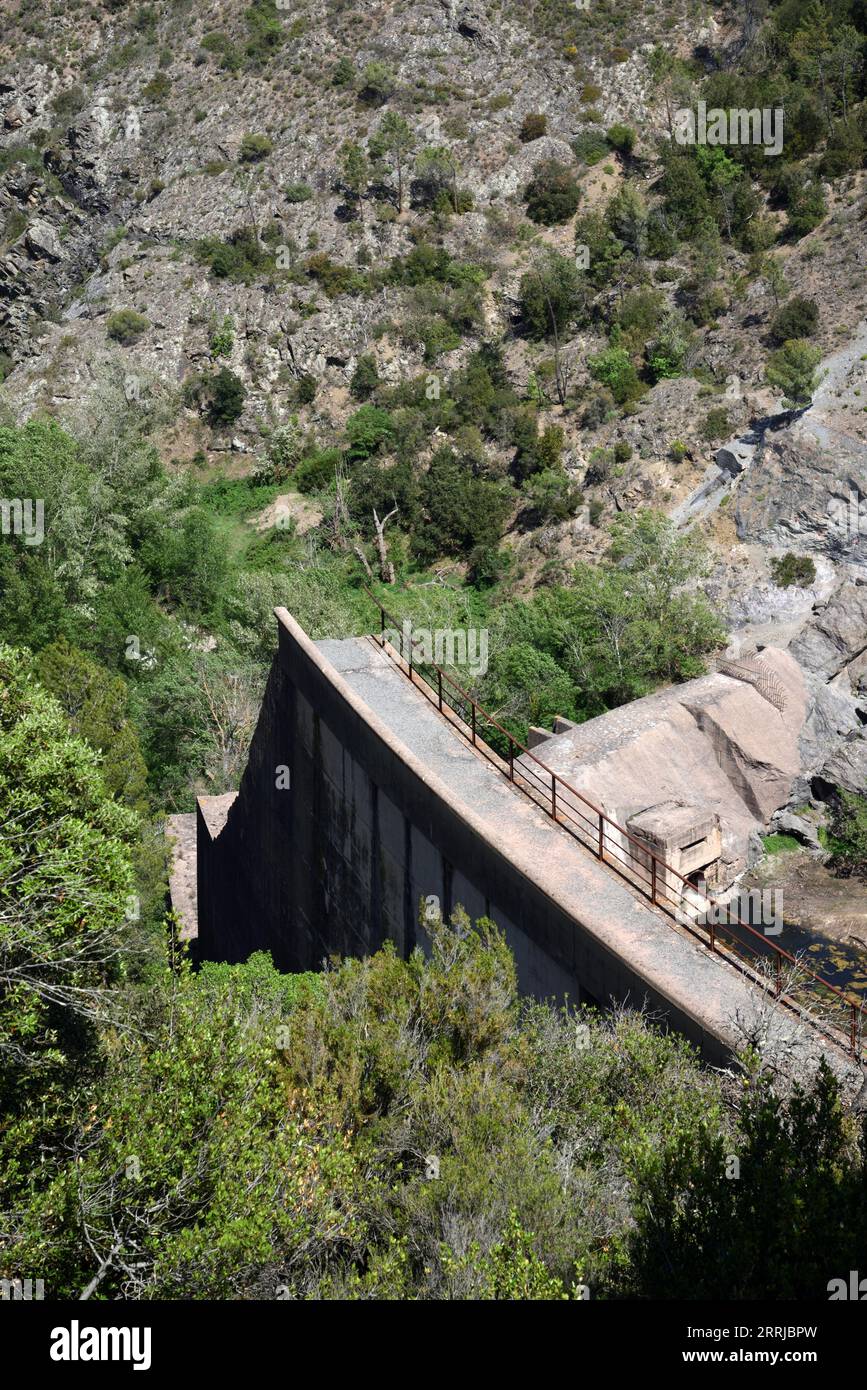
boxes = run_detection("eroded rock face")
[799,682,864,778]
[820,735,867,797]
[736,433,867,566]
[790,581,867,680]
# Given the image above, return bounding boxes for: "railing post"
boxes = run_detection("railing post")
[651,856,657,905]
[597,813,604,859]
[408,630,413,681]
[775,951,782,997]
[380,605,385,646]
[471,702,476,747]
[508,739,514,782]
[437,668,442,712]
[851,1002,857,1056]
[551,773,557,820]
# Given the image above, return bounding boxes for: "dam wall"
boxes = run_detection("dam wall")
[195,609,863,1084]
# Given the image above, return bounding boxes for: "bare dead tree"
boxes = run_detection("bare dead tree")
[353,543,373,579]
[373,506,398,584]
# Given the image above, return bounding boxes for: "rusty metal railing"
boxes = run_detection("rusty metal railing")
[363,587,865,1058]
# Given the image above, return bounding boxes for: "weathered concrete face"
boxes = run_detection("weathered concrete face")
[523,648,808,886]
[192,612,862,1091]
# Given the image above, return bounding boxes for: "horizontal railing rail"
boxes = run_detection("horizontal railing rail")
[363,587,864,1058]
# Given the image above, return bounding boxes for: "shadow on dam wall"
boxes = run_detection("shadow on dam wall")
[196,609,588,1003]
[193,609,863,1083]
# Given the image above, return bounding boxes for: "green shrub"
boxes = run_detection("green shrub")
[350,354,380,400]
[305,252,366,298]
[195,226,270,282]
[209,314,235,358]
[828,792,867,877]
[769,552,816,588]
[239,132,273,163]
[520,112,547,142]
[524,159,581,225]
[293,446,342,493]
[295,374,317,405]
[571,130,609,166]
[606,123,636,156]
[524,468,583,521]
[588,347,641,405]
[346,405,395,462]
[245,0,285,63]
[206,367,246,427]
[332,55,354,86]
[700,407,730,442]
[141,72,171,101]
[106,309,149,345]
[769,296,819,345]
[285,181,313,203]
[359,60,394,107]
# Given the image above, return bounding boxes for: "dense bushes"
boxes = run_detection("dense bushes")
[207,367,246,426]
[6,902,865,1300]
[477,511,724,737]
[524,159,581,225]
[769,295,819,344]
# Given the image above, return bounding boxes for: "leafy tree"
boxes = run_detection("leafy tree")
[359,60,395,107]
[414,146,463,213]
[413,447,511,563]
[346,405,395,462]
[573,211,625,288]
[605,184,648,258]
[775,165,827,238]
[627,1059,867,1299]
[479,641,576,740]
[0,644,137,1110]
[137,506,229,619]
[766,339,824,405]
[371,112,416,212]
[487,512,724,717]
[660,152,711,239]
[762,254,790,309]
[35,639,149,811]
[519,250,586,339]
[820,116,866,175]
[341,140,369,221]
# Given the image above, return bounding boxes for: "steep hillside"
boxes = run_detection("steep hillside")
[1,0,866,822]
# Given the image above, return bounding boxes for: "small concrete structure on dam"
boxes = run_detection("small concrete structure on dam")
[179,607,863,1089]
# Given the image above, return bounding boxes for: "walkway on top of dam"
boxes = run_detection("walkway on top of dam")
[316,632,862,1090]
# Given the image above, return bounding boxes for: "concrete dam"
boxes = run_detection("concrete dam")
[179,606,864,1088]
